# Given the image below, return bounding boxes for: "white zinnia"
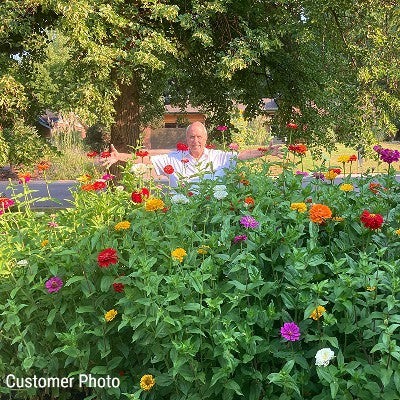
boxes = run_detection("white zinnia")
[17,259,28,266]
[130,163,148,175]
[214,184,227,192]
[115,185,124,191]
[213,190,228,200]
[315,348,335,367]
[171,194,189,204]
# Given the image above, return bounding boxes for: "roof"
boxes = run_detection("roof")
[165,98,278,114]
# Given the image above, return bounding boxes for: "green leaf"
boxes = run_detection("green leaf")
[330,381,339,399]
[76,305,95,313]
[101,275,115,292]
[225,380,243,396]
[65,275,85,286]
[47,309,57,325]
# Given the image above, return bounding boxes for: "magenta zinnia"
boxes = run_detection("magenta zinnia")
[233,235,248,243]
[280,322,301,341]
[45,277,63,293]
[240,215,259,229]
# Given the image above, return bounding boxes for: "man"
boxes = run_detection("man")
[102,121,282,186]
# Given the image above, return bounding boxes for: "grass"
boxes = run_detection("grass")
[261,142,400,175]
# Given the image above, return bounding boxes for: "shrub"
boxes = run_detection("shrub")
[84,123,111,153]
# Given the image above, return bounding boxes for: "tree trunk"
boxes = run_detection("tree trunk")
[110,77,141,177]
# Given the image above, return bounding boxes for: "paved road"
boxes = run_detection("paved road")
[1,174,399,209]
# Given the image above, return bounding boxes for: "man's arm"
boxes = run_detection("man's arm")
[237,143,283,161]
[101,144,154,168]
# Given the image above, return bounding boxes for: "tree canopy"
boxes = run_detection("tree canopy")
[1,0,399,151]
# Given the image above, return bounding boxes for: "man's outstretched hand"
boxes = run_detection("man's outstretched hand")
[267,143,283,159]
[101,144,119,169]
[237,142,283,160]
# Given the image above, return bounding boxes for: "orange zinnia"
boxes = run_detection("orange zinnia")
[37,161,50,171]
[244,197,255,205]
[309,204,332,224]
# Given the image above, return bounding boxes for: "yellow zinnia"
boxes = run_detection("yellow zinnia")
[310,305,326,320]
[333,216,344,222]
[337,155,350,163]
[366,286,376,292]
[114,221,131,231]
[290,202,307,213]
[105,309,117,322]
[325,170,338,180]
[140,374,155,391]
[339,183,354,192]
[41,239,49,247]
[395,229,400,236]
[77,174,92,183]
[145,198,165,212]
[197,245,210,255]
[171,248,187,262]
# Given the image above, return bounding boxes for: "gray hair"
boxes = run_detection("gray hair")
[186,121,207,136]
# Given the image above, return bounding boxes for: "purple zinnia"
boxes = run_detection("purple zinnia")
[102,173,115,181]
[312,172,325,180]
[295,171,309,177]
[45,277,63,293]
[378,148,400,164]
[280,322,301,341]
[240,216,259,229]
[233,234,248,243]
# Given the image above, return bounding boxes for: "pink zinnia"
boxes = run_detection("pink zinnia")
[102,173,115,181]
[45,277,63,293]
[216,125,228,131]
[280,322,301,341]
[233,235,247,243]
[240,215,259,229]
[295,171,309,177]
[48,221,59,228]
[229,142,239,151]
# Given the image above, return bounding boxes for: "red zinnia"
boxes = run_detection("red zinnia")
[187,191,194,197]
[164,165,174,174]
[288,144,307,155]
[136,150,149,158]
[141,187,150,197]
[369,183,383,194]
[286,122,298,129]
[176,143,189,151]
[87,151,98,158]
[331,168,341,174]
[360,210,383,230]
[161,206,169,213]
[131,192,143,203]
[206,143,216,149]
[349,154,357,162]
[113,282,125,293]
[97,248,118,267]
[101,151,111,158]
[93,181,107,190]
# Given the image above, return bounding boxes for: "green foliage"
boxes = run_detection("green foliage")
[84,123,111,153]
[0,128,9,166]
[2,159,400,399]
[3,120,56,167]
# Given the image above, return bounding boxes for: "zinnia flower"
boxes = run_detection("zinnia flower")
[197,245,210,255]
[77,174,92,183]
[229,142,239,151]
[176,142,189,151]
[325,170,339,180]
[113,282,125,293]
[102,173,115,181]
[360,210,383,229]
[136,150,149,158]
[216,125,228,131]
[0,197,15,213]
[115,221,131,231]
[315,348,335,367]
[366,286,376,291]
[97,248,118,267]
[145,198,165,212]
[233,235,247,243]
[214,185,227,192]
[310,306,326,320]
[86,151,98,157]
[369,182,383,194]
[240,215,259,229]
[244,197,255,206]
[339,183,354,192]
[206,143,216,149]
[37,161,50,171]
[348,155,357,162]
[171,248,187,262]
[105,309,117,322]
[295,171,309,177]
[288,144,307,155]
[286,122,298,129]
[312,172,325,180]
[309,204,332,224]
[93,180,107,190]
[140,374,155,391]
[131,188,150,203]
[101,151,111,158]
[41,239,49,247]
[375,148,400,164]
[280,322,301,341]
[171,194,189,204]
[18,172,31,183]
[337,155,350,163]
[130,163,148,175]
[48,221,59,228]
[45,277,63,293]
[214,190,228,200]
[290,202,307,213]
[164,165,174,174]
[81,184,95,191]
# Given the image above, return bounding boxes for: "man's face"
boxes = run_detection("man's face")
[186,126,207,153]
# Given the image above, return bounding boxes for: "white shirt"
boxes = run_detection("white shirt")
[151,148,237,187]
